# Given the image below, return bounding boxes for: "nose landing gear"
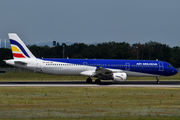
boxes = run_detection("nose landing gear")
[156,76,160,84]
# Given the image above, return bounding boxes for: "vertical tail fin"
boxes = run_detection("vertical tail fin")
[8,33,35,59]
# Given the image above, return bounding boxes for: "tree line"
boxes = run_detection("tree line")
[1,41,180,68]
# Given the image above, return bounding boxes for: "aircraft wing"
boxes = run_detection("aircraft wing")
[79,70,95,76]
[95,67,112,75]
[80,67,123,78]
[93,67,123,76]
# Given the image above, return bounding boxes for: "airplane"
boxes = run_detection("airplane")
[4,33,178,84]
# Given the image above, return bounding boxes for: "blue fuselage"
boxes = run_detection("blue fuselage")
[42,58,178,76]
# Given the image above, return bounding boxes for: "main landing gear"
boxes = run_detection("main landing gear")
[95,79,101,84]
[86,77,101,84]
[86,77,92,83]
[156,76,160,84]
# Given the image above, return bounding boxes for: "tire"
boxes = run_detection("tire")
[95,79,101,84]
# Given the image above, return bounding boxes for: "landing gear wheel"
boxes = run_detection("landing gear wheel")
[95,79,101,84]
[156,76,160,84]
[156,81,160,84]
[86,77,92,83]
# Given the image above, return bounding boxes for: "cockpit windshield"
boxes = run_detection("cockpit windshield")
[168,65,172,68]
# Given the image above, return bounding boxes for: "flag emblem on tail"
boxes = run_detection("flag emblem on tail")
[10,39,30,58]
[8,33,35,59]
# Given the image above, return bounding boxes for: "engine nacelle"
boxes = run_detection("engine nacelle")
[112,72,127,82]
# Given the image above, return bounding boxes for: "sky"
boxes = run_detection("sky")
[0,0,180,47]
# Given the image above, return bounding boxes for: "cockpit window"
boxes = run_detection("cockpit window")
[168,65,172,67]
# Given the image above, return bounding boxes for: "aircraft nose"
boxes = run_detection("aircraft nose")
[173,68,178,75]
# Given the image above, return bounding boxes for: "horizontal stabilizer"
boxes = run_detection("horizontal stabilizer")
[14,61,27,66]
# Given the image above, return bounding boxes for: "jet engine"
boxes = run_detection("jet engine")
[112,72,127,82]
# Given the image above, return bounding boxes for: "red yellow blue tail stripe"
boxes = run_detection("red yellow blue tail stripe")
[10,39,30,58]
[12,53,26,58]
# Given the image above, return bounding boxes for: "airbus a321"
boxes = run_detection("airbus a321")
[4,33,178,84]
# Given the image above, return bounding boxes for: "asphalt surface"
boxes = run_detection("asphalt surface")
[0,81,180,87]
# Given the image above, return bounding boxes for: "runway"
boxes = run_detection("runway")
[0,81,180,87]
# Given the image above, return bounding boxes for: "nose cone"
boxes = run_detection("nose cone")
[172,68,178,75]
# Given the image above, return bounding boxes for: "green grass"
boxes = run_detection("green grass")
[0,87,180,119]
[0,71,180,81]
[0,71,180,119]
[0,71,88,81]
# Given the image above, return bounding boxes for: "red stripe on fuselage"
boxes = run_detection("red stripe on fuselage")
[13,53,25,58]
